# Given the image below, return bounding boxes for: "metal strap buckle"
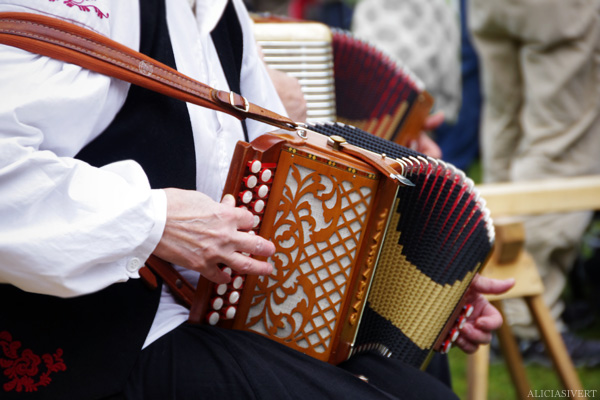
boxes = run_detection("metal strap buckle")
[229,91,250,113]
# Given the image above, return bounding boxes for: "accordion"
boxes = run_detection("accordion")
[189,123,494,369]
[253,19,433,146]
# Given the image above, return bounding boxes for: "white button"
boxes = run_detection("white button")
[256,185,269,199]
[211,297,224,311]
[244,175,258,189]
[260,169,272,182]
[207,311,220,326]
[224,306,237,319]
[442,340,452,354]
[464,304,474,318]
[126,257,142,272]
[252,200,265,213]
[240,190,253,204]
[248,160,262,174]
[232,276,245,290]
[450,328,459,342]
[228,291,240,304]
[216,284,228,296]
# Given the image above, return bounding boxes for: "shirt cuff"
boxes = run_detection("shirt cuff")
[124,188,168,278]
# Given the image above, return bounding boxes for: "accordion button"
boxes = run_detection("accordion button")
[248,160,262,174]
[216,283,228,296]
[224,306,237,320]
[251,200,265,213]
[253,215,261,228]
[211,297,224,311]
[441,340,452,354]
[222,267,233,276]
[243,175,258,189]
[232,276,244,290]
[256,185,269,199]
[240,190,253,204]
[259,169,272,183]
[457,315,467,330]
[449,328,459,342]
[207,311,220,326]
[463,304,474,318]
[228,291,240,304]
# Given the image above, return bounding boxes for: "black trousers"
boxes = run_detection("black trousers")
[122,324,458,400]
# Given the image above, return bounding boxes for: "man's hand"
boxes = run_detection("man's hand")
[267,66,308,123]
[408,111,444,159]
[153,188,276,284]
[454,274,515,353]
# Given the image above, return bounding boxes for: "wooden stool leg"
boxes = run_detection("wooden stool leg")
[491,300,531,399]
[467,344,490,400]
[524,295,586,400]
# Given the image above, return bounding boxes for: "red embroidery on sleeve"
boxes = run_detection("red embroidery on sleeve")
[0,331,66,393]
[48,0,110,19]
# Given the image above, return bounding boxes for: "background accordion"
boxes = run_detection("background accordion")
[189,123,494,369]
[253,18,434,147]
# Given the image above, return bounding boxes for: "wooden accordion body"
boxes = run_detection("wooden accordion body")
[190,123,494,369]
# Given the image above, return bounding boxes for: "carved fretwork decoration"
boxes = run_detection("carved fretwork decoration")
[243,161,373,355]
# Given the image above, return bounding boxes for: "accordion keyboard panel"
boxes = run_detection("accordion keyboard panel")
[254,22,337,122]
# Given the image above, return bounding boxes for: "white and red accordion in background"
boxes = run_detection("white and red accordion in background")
[253,18,434,147]
[189,123,494,369]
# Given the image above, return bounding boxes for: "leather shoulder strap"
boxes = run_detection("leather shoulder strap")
[0,12,296,131]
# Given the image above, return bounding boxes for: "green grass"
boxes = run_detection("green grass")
[448,324,600,399]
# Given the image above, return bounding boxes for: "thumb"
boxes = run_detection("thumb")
[423,111,445,131]
[221,194,236,207]
[471,274,515,295]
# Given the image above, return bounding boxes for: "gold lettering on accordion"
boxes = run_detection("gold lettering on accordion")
[349,209,388,326]
[368,198,477,350]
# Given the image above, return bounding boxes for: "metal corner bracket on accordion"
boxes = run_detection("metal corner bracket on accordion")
[187,123,494,369]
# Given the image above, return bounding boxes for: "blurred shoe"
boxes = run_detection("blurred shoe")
[521,332,600,368]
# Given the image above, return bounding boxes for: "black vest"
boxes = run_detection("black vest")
[0,1,244,398]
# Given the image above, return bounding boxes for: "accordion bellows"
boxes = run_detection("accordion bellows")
[331,29,434,146]
[307,122,493,366]
[192,123,494,369]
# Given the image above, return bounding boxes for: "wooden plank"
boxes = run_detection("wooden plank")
[476,175,600,217]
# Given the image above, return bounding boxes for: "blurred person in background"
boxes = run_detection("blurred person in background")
[469,0,600,366]
[352,0,462,133]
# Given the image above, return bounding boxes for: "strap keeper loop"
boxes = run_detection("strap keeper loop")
[229,91,249,113]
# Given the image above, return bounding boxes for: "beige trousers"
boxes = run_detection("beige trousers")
[469,0,600,338]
